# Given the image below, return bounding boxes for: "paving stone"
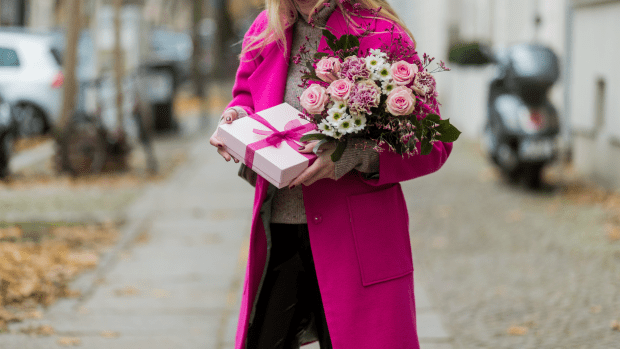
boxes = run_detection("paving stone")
[417,312,452,341]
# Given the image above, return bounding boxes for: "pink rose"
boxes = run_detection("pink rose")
[390,60,419,86]
[386,86,416,116]
[315,57,341,83]
[326,79,353,101]
[300,84,330,114]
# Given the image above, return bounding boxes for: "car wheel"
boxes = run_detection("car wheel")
[15,103,47,137]
[0,133,12,178]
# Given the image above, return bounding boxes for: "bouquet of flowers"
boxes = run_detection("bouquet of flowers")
[297,29,461,161]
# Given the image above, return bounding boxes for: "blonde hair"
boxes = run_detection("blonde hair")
[240,0,416,59]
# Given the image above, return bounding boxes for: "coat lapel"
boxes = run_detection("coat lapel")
[248,26,294,112]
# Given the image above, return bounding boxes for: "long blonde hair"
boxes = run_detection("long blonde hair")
[240,0,416,59]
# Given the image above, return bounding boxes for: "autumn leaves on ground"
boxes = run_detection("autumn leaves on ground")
[0,223,119,331]
[0,83,232,345]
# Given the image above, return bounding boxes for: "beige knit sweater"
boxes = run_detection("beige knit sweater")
[229,0,379,224]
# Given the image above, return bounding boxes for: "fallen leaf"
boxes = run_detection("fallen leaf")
[150,289,170,299]
[134,230,150,244]
[24,310,43,319]
[507,325,528,336]
[611,320,620,331]
[431,236,449,249]
[606,225,620,242]
[114,286,140,297]
[100,330,120,338]
[57,337,81,346]
[506,210,523,223]
[37,325,55,336]
[435,205,452,219]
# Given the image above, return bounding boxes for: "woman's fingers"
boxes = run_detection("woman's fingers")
[297,141,318,153]
[289,160,318,188]
[222,109,239,124]
[216,147,232,161]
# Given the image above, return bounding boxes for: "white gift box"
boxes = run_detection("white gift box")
[217,103,317,189]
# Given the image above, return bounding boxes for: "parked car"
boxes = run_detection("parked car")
[0,92,17,178]
[0,30,64,137]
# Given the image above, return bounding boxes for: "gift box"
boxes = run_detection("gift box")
[217,103,317,189]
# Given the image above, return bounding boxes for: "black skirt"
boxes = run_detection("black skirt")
[246,223,333,349]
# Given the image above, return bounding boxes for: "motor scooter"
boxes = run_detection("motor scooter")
[481,44,561,188]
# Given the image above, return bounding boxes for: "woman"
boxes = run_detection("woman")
[209,0,453,348]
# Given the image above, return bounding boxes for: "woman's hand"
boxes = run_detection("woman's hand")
[288,141,336,188]
[209,109,240,163]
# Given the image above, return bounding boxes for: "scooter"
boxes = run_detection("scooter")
[481,43,561,188]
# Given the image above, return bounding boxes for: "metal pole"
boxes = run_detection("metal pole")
[562,0,573,164]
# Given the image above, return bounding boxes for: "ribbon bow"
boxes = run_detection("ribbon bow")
[245,113,317,170]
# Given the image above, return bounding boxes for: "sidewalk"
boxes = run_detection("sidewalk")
[4,126,453,348]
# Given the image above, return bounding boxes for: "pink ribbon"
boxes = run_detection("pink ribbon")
[245,113,317,170]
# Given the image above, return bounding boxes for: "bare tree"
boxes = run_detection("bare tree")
[55,0,81,173]
[114,0,124,133]
[213,0,235,79]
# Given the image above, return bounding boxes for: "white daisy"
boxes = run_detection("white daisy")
[318,119,333,133]
[318,120,334,137]
[372,63,392,81]
[351,114,367,132]
[365,55,386,72]
[381,80,396,95]
[329,100,348,114]
[336,116,355,134]
[369,48,388,58]
[326,108,346,124]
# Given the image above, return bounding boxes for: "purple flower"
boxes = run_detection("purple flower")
[340,56,370,82]
[349,80,381,114]
[412,71,438,101]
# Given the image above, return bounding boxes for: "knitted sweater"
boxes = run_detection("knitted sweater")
[230,0,379,224]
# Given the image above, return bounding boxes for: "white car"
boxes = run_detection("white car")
[0,30,64,136]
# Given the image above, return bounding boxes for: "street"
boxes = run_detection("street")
[404,141,620,348]
[2,106,619,348]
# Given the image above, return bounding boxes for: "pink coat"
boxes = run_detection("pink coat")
[227,7,453,349]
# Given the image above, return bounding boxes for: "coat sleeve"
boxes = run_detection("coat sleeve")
[358,21,454,186]
[224,11,269,115]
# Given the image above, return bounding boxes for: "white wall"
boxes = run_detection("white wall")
[570,1,620,189]
[570,2,620,137]
[389,0,569,139]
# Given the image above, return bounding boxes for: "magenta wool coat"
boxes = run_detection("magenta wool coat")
[226,6,453,349]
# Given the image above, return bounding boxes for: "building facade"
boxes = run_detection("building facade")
[569,0,620,189]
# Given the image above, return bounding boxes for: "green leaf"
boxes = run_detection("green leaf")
[322,30,338,52]
[301,73,321,82]
[314,52,330,60]
[435,124,462,143]
[312,139,329,154]
[421,138,433,155]
[424,113,441,124]
[300,133,327,142]
[331,140,347,162]
[336,35,360,51]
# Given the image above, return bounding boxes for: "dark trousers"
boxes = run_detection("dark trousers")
[246,223,333,349]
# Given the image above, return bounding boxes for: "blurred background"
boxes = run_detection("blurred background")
[0,0,618,348]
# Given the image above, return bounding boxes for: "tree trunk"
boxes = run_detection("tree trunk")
[213,0,234,79]
[56,0,81,173]
[114,0,124,133]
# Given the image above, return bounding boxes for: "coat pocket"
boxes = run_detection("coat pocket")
[347,185,413,287]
